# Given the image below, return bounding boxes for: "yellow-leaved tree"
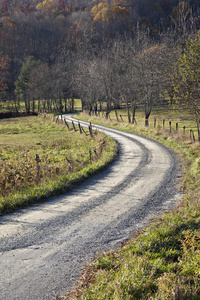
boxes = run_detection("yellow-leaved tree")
[168,32,200,141]
[111,6,129,20]
[91,2,110,23]
[36,0,58,14]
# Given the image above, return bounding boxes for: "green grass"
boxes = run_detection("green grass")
[0,115,118,215]
[64,108,200,300]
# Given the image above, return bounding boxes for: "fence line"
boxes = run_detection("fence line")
[100,111,199,143]
[40,113,94,137]
[40,112,198,143]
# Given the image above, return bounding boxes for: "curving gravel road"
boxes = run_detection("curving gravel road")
[0,117,180,300]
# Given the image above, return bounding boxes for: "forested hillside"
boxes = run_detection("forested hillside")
[0,0,200,139]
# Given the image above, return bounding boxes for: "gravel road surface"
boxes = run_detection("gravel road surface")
[0,117,180,300]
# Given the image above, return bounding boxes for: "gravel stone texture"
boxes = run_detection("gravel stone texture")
[0,117,181,300]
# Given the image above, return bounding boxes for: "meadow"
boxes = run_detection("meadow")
[65,107,200,299]
[0,115,118,215]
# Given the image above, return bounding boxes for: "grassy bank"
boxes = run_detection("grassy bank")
[65,110,200,299]
[0,115,118,215]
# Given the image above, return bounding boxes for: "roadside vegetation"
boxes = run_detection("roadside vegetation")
[0,115,118,215]
[1,0,200,297]
[64,108,200,300]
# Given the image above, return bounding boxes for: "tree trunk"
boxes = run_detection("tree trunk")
[71,98,74,111]
[38,99,41,113]
[126,99,131,123]
[64,98,67,112]
[145,97,152,127]
[27,96,30,115]
[59,97,63,113]
[197,122,200,142]
[145,109,151,127]
[32,99,35,114]
[81,99,85,112]
[131,99,137,124]
[14,93,19,116]
[106,101,109,119]
[145,108,151,126]
[94,103,98,116]
[47,98,50,112]
[89,105,92,115]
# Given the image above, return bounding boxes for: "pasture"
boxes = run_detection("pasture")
[0,115,118,214]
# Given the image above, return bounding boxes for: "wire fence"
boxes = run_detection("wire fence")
[100,110,200,143]
[40,110,200,143]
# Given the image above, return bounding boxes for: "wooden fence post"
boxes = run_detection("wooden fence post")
[89,122,92,136]
[72,121,76,131]
[81,127,87,135]
[64,119,69,129]
[115,110,119,122]
[154,118,156,128]
[78,122,82,134]
[176,123,178,131]
[190,129,195,142]
[89,149,92,163]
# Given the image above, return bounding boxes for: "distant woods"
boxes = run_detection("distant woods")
[0,0,200,139]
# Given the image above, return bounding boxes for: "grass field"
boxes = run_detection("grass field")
[0,115,118,215]
[65,108,200,300]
